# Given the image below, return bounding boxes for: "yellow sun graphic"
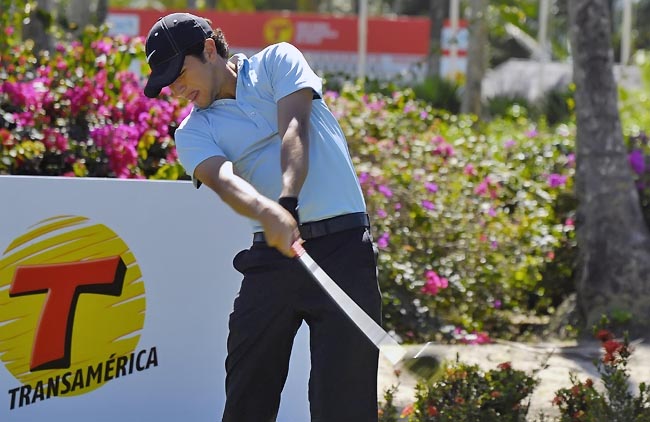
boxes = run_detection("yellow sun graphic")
[0,215,146,396]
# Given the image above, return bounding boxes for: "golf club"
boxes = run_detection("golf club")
[291,241,407,365]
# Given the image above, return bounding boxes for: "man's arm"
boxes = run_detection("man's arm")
[194,156,299,256]
[277,88,313,199]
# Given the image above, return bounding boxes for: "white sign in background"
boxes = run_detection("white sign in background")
[0,176,310,422]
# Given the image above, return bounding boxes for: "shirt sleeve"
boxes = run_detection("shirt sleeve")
[174,112,226,188]
[264,42,323,102]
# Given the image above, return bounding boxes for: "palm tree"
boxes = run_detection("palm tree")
[426,0,448,79]
[461,0,487,115]
[569,0,650,335]
[22,0,54,53]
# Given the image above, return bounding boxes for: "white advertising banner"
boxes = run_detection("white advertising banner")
[0,176,310,421]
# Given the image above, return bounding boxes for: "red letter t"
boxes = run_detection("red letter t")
[10,257,126,371]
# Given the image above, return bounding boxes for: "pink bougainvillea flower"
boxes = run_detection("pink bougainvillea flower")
[92,39,113,55]
[377,232,390,249]
[358,172,369,184]
[567,153,576,166]
[460,331,492,345]
[474,176,491,195]
[629,149,645,175]
[421,270,449,296]
[547,173,567,188]
[425,182,438,193]
[366,99,385,111]
[404,104,416,113]
[421,200,435,211]
[323,90,339,100]
[378,184,393,198]
[464,163,477,176]
[434,142,455,157]
[431,135,455,156]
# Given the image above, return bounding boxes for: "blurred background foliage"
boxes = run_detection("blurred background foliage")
[2,0,650,342]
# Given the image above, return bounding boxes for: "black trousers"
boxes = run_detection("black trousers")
[222,227,381,422]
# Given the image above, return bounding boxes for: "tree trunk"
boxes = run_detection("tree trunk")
[22,0,54,54]
[569,0,650,336]
[460,0,487,115]
[205,0,218,8]
[95,0,108,26]
[66,0,91,32]
[392,0,405,14]
[426,0,447,79]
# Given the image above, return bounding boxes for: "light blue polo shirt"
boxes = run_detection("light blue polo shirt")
[174,42,366,232]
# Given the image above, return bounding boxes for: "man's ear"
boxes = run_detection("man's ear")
[203,38,218,62]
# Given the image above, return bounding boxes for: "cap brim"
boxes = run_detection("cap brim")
[144,54,184,98]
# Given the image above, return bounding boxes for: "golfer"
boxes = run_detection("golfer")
[143,13,381,422]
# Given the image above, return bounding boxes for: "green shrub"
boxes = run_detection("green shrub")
[379,378,402,422]
[411,77,461,114]
[486,85,574,126]
[331,84,576,341]
[486,95,533,120]
[552,319,650,422]
[539,87,574,126]
[400,358,538,421]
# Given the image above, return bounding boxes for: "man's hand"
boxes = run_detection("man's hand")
[258,200,301,257]
[193,157,301,257]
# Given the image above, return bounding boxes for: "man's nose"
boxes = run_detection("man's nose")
[169,79,184,96]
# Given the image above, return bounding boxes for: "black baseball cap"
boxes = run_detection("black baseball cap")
[143,13,213,98]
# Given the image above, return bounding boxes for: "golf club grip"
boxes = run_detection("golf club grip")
[291,242,406,364]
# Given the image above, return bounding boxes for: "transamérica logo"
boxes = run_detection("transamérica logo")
[0,216,155,410]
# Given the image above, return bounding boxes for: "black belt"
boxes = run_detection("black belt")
[253,212,370,243]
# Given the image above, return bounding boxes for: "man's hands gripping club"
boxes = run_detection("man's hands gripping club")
[258,197,301,256]
[193,157,302,257]
[193,88,311,256]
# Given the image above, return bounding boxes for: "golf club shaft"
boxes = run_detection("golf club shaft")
[291,241,406,365]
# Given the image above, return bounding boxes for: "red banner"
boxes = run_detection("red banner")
[109,9,430,55]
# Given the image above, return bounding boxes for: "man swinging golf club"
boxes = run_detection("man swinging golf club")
[143,12,383,422]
